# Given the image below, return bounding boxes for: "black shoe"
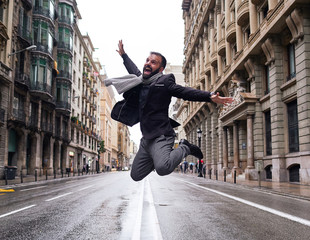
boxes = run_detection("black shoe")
[179,139,203,159]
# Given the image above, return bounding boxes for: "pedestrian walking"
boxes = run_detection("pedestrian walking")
[104,40,233,181]
[86,164,89,174]
[190,163,193,174]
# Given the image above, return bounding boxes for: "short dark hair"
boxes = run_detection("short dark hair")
[150,51,167,69]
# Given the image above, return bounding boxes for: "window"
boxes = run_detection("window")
[33,20,53,54]
[34,0,55,19]
[59,3,73,24]
[31,58,52,93]
[265,111,272,156]
[58,27,73,50]
[57,53,72,78]
[73,90,76,102]
[0,4,4,22]
[73,70,76,83]
[287,100,299,152]
[56,82,71,104]
[287,43,296,81]
[19,7,31,40]
[243,25,250,45]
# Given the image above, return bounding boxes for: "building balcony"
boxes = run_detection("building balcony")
[12,108,26,124]
[33,6,54,21]
[28,114,38,130]
[57,41,73,54]
[14,71,30,88]
[33,43,53,56]
[218,38,226,57]
[57,70,72,82]
[29,81,53,100]
[237,0,249,27]
[21,0,32,10]
[226,21,236,43]
[55,101,71,115]
[92,74,97,83]
[210,52,218,67]
[83,57,89,67]
[58,16,73,26]
[17,25,32,46]
[41,121,53,134]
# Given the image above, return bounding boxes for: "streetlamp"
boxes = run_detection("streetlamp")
[8,45,37,57]
[197,128,203,177]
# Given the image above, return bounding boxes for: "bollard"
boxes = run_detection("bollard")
[4,168,8,185]
[78,169,80,176]
[54,169,56,179]
[46,169,48,180]
[216,170,218,180]
[209,169,211,179]
[258,170,261,188]
[20,170,23,183]
[234,170,236,184]
[35,169,37,182]
[224,170,226,182]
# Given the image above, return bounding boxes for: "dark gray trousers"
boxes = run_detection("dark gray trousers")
[130,135,190,181]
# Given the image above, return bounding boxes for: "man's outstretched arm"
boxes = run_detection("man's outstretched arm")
[116,40,141,76]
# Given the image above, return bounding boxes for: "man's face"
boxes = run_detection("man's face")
[143,54,163,79]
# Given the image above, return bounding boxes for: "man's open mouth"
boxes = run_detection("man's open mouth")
[144,67,152,75]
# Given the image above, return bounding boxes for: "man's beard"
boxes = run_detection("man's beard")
[142,66,161,79]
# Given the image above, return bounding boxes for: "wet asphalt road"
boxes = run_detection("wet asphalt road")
[0,171,310,240]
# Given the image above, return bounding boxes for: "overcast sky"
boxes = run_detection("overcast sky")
[77,0,185,145]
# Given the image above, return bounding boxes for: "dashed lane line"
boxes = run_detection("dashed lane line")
[45,192,73,202]
[0,205,36,219]
[20,186,47,192]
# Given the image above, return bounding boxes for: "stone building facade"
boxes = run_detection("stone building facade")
[0,0,13,178]
[0,0,101,179]
[181,0,310,183]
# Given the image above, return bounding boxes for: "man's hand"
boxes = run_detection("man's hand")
[116,40,125,56]
[211,92,234,105]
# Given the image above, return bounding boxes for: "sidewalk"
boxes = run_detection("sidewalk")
[178,172,310,201]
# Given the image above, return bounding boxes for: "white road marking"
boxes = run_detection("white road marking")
[132,179,144,240]
[20,186,47,192]
[0,205,36,219]
[145,178,163,240]
[177,178,310,227]
[45,192,73,202]
[77,185,94,191]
